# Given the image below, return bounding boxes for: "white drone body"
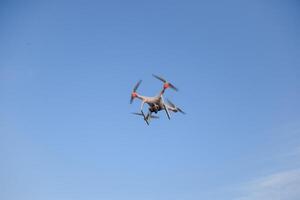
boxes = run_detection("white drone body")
[130,74,185,125]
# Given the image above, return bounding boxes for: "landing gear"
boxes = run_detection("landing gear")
[141,110,149,125]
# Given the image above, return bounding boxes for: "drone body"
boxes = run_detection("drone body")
[130,74,185,125]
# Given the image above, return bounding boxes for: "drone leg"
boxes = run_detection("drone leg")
[140,101,149,125]
[141,110,149,125]
[148,111,153,122]
[145,112,150,122]
[163,104,171,120]
[161,95,171,120]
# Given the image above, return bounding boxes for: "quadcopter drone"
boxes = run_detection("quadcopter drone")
[130,74,185,125]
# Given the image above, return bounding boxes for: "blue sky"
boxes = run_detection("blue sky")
[1,0,300,199]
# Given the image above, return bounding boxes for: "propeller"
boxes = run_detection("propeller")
[152,74,178,91]
[130,80,142,104]
[132,112,159,119]
[166,99,185,114]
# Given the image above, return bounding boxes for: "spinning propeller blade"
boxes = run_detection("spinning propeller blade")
[132,112,159,119]
[133,80,142,92]
[130,80,142,104]
[177,108,186,114]
[166,99,186,114]
[152,74,178,91]
[166,99,175,107]
[152,74,166,83]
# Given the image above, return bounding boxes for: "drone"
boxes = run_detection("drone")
[130,74,185,125]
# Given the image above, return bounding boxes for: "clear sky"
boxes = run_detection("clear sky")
[1,0,300,200]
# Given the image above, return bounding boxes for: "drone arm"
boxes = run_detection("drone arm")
[159,88,166,96]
